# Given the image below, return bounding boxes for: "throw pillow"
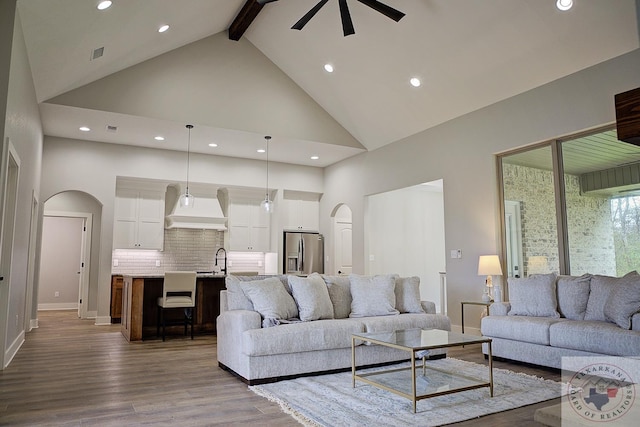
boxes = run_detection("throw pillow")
[508,273,560,318]
[288,273,335,321]
[395,276,425,314]
[603,273,640,329]
[349,274,400,318]
[321,275,352,319]
[556,274,591,320]
[585,271,639,322]
[225,275,254,311]
[239,277,299,327]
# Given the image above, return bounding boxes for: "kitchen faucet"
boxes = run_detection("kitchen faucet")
[215,247,227,275]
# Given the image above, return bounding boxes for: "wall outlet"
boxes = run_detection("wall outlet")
[369,254,375,261]
[258,260,263,267]
[113,259,118,267]
[155,260,161,267]
[228,260,233,267]
[54,291,60,298]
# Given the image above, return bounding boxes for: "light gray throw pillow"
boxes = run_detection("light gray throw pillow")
[349,274,399,318]
[395,276,425,314]
[603,273,640,329]
[508,273,560,318]
[288,273,335,321]
[239,277,299,328]
[321,275,352,319]
[556,274,591,320]
[585,272,638,322]
[225,275,254,311]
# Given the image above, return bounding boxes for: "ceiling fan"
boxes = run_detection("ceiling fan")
[257,0,405,37]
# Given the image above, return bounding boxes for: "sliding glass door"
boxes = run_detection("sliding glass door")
[499,127,640,279]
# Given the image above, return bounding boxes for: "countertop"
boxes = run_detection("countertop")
[118,273,226,279]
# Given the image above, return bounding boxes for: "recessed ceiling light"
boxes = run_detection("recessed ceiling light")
[79,126,91,132]
[310,156,319,160]
[257,149,266,153]
[324,63,334,73]
[158,24,170,33]
[154,136,165,141]
[410,77,421,87]
[97,1,112,11]
[556,0,573,11]
[208,143,218,147]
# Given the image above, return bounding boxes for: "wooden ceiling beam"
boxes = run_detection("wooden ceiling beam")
[228,0,265,41]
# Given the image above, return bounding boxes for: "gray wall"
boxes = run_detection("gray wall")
[322,48,640,333]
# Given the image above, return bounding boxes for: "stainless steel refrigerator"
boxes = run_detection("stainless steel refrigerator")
[283,231,324,275]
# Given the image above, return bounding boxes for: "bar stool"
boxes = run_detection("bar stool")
[157,271,197,341]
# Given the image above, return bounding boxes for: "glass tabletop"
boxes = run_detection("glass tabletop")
[352,328,491,350]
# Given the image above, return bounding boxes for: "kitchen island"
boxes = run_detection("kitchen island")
[120,273,225,341]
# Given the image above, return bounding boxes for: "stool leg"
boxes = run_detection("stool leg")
[157,306,160,338]
[161,308,165,342]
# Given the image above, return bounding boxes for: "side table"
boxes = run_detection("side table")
[460,301,492,334]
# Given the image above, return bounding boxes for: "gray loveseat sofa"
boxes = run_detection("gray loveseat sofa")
[216,273,451,384]
[481,272,640,368]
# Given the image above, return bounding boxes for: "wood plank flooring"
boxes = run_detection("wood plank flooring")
[0,311,560,426]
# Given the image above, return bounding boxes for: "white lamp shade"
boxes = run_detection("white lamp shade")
[478,255,503,276]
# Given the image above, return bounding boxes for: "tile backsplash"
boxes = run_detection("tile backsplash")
[111,229,269,275]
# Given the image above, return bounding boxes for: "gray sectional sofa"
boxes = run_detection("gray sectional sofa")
[216,273,451,384]
[481,272,640,368]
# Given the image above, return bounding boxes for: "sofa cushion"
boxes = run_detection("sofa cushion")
[604,274,640,329]
[481,315,564,345]
[225,275,254,311]
[585,272,638,322]
[239,277,299,328]
[242,319,366,356]
[349,274,400,318]
[359,313,451,334]
[288,273,334,321]
[556,274,591,320]
[507,273,560,318]
[549,320,640,357]
[321,275,352,319]
[395,276,425,314]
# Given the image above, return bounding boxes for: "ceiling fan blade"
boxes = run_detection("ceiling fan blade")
[338,0,355,36]
[256,0,278,4]
[292,0,329,30]
[356,0,405,22]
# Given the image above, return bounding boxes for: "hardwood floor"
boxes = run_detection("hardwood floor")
[0,311,560,426]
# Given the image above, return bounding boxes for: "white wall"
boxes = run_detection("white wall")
[1,2,43,367]
[40,137,323,322]
[366,182,446,308]
[322,48,640,333]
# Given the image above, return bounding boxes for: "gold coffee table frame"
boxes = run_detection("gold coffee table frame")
[351,329,493,413]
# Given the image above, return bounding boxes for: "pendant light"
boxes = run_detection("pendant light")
[179,124,195,208]
[260,135,274,213]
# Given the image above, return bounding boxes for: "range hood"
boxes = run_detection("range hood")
[165,184,227,230]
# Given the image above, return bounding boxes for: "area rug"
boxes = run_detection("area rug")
[249,358,568,427]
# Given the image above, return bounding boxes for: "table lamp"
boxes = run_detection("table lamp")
[478,255,503,302]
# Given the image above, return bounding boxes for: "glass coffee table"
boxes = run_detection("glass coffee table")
[351,328,493,413]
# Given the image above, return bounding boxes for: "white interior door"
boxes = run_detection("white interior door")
[38,216,84,314]
[333,205,353,275]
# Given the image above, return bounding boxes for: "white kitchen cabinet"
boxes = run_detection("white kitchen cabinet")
[228,199,270,252]
[113,189,164,250]
[282,194,320,231]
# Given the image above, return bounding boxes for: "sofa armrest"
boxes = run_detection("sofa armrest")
[421,301,437,314]
[489,302,510,316]
[632,313,640,332]
[220,289,229,314]
[217,309,261,333]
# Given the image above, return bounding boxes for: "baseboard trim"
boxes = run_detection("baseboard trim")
[4,330,25,369]
[38,303,78,311]
[86,310,97,319]
[95,316,112,326]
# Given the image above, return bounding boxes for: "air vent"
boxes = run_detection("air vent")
[106,125,117,132]
[91,47,104,61]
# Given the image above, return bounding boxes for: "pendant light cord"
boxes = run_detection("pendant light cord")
[186,124,193,193]
[265,135,271,198]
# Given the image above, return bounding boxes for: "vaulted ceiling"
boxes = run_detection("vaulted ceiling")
[16,0,640,167]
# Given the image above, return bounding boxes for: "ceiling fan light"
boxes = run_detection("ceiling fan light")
[556,0,573,11]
